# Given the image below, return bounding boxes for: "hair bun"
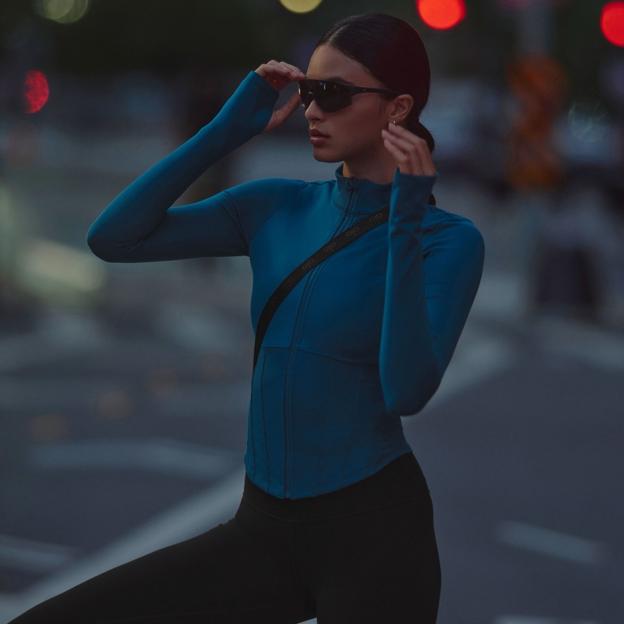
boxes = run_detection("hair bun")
[414,119,435,153]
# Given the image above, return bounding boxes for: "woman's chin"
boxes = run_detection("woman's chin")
[310,148,339,162]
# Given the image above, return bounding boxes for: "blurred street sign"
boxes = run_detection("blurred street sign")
[504,54,568,190]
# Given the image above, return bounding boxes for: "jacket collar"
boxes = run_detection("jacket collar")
[330,163,394,214]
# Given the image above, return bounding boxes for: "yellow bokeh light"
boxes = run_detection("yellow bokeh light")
[34,0,90,24]
[279,0,323,14]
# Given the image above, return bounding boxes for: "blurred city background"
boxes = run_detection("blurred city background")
[1,0,623,622]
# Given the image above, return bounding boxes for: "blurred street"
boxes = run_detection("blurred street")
[2,1,624,621]
[1,124,623,623]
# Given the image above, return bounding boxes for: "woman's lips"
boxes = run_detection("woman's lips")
[309,135,329,144]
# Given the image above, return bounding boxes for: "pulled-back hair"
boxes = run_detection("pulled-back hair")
[315,12,437,205]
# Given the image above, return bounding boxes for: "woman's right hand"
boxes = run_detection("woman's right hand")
[254,60,306,133]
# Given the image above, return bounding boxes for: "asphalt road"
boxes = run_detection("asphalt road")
[1,263,622,624]
[1,127,623,623]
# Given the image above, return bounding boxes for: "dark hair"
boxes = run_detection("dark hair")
[314,12,436,205]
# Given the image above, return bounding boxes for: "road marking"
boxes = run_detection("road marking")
[154,301,247,354]
[0,467,247,620]
[406,331,515,419]
[495,617,599,624]
[472,267,527,323]
[496,521,608,565]
[0,534,75,572]
[29,438,240,479]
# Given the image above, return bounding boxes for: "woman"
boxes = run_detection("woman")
[9,12,484,624]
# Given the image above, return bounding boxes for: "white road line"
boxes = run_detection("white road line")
[472,267,527,323]
[29,438,240,480]
[0,467,247,621]
[495,617,599,624]
[0,534,75,573]
[438,332,516,397]
[406,331,515,419]
[153,301,248,354]
[496,521,609,565]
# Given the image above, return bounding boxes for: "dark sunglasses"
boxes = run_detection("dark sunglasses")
[297,78,402,113]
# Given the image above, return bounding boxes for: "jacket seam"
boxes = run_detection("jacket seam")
[293,345,376,367]
[259,344,270,489]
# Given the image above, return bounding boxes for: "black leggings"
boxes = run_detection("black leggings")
[7,451,441,623]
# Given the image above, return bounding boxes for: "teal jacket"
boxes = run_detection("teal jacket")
[86,69,485,499]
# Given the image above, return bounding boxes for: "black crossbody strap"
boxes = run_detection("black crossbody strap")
[253,206,389,371]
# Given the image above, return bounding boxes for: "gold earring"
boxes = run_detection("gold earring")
[391,120,397,125]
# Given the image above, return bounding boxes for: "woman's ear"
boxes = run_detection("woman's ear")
[389,93,414,123]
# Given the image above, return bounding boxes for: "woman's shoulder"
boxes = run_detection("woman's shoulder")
[222,176,308,217]
[224,176,307,201]
[221,177,309,244]
[423,204,484,260]
[424,203,482,236]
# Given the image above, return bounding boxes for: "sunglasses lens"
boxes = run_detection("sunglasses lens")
[321,93,349,112]
[298,80,350,112]
[299,90,314,108]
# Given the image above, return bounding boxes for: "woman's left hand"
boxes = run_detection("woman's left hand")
[381,122,437,177]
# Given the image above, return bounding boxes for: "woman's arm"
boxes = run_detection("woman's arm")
[379,170,485,416]
[86,70,280,262]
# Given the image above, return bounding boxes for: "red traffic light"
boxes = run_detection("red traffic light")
[417,0,466,30]
[601,1,624,47]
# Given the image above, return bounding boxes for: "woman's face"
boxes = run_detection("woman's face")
[303,44,408,164]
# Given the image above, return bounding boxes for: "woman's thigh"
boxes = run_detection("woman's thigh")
[7,503,316,624]
[309,497,441,624]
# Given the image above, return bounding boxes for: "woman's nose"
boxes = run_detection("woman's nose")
[303,99,323,118]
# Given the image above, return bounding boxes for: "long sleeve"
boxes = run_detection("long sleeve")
[86,70,279,262]
[379,169,485,416]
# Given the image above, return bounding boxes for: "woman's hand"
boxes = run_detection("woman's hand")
[255,60,306,133]
[381,122,437,177]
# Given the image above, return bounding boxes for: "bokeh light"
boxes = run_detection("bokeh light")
[23,69,49,114]
[418,0,466,30]
[279,0,323,14]
[34,0,90,24]
[601,1,624,47]
[567,100,610,144]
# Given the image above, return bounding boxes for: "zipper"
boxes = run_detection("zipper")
[281,185,356,497]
